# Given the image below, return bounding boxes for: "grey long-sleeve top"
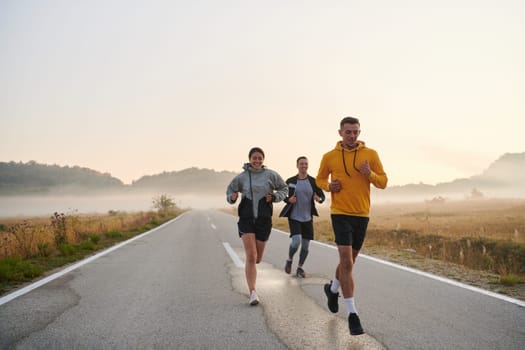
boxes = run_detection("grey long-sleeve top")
[226,163,288,218]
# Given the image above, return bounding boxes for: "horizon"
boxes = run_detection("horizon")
[4,152,525,187]
[2,153,524,217]
[1,150,523,187]
[2,150,524,189]
[1,1,524,187]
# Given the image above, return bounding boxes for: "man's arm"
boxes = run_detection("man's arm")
[369,152,388,189]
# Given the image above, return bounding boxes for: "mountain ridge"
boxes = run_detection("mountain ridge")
[1,152,524,198]
[375,152,525,200]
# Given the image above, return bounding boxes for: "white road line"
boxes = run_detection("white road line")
[273,228,525,308]
[222,242,245,268]
[0,215,184,307]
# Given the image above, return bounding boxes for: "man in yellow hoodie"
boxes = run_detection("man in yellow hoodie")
[316,116,387,336]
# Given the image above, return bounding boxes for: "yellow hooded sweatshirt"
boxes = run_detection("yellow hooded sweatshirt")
[316,141,387,217]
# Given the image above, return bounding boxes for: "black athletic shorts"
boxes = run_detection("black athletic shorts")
[330,214,369,249]
[238,217,272,242]
[288,219,314,240]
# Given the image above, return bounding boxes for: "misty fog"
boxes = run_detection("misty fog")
[0,193,233,218]
[2,189,523,218]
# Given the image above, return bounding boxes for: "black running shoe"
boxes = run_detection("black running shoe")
[323,281,339,313]
[348,313,364,335]
[284,260,292,274]
[296,267,305,278]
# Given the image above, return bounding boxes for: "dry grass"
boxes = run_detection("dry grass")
[224,199,525,299]
[0,210,183,259]
[276,198,525,243]
[368,198,525,243]
[273,198,525,279]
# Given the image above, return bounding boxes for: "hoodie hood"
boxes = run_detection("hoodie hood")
[334,140,366,152]
[335,140,366,177]
[242,163,266,172]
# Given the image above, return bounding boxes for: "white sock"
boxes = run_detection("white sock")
[344,297,357,316]
[330,278,340,294]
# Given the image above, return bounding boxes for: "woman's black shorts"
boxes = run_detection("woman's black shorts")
[238,217,272,242]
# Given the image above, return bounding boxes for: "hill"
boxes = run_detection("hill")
[374,152,525,201]
[0,161,238,196]
[131,167,238,194]
[0,161,124,195]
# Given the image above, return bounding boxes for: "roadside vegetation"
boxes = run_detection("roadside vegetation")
[273,198,525,296]
[0,194,183,296]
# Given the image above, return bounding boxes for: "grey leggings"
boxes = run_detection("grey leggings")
[289,234,310,265]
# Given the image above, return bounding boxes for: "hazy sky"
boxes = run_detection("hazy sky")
[1,0,524,186]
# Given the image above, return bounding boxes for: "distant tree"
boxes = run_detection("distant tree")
[469,188,484,199]
[427,196,446,204]
[152,194,176,213]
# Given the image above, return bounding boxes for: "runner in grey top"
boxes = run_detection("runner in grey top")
[227,147,287,305]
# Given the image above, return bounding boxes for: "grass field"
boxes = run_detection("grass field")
[273,198,525,283]
[0,208,183,296]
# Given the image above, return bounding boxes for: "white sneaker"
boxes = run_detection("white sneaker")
[249,290,259,305]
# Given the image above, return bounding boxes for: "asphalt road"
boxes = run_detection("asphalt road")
[1,210,524,349]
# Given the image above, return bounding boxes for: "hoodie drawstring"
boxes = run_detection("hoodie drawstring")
[342,147,360,177]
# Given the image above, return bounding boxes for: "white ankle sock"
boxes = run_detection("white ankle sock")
[344,297,357,315]
[330,278,340,294]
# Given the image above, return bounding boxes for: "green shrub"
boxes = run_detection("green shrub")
[37,242,52,257]
[79,241,96,251]
[149,218,159,226]
[500,274,522,286]
[0,258,23,281]
[58,243,77,256]
[0,257,44,282]
[89,234,100,244]
[104,231,123,240]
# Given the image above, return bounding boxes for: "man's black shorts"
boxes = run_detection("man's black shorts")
[238,217,272,242]
[330,214,369,249]
[288,218,314,240]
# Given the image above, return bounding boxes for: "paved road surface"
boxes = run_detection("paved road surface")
[1,210,524,349]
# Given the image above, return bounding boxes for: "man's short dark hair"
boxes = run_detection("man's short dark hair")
[296,156,308,164]
[340,116,360,128]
